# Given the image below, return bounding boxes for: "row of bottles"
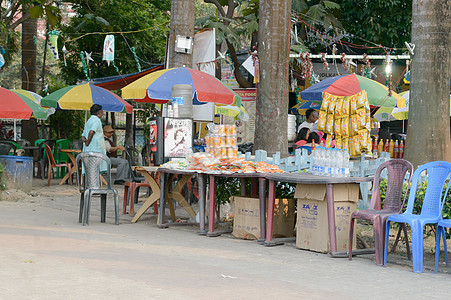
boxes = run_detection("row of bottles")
[372,139,404,158]
[310,147,351,177]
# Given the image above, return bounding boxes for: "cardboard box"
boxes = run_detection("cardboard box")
[295,184,359,253]
[232,196,296,240]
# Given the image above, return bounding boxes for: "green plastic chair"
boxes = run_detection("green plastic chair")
[56,139,72,177]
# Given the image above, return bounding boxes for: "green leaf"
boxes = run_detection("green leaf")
[29,6,44,19]
[323,1,340,10]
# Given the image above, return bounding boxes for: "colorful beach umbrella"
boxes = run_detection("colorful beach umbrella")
[41,83,132,113]
[121,67,241,106]
[290,100,321,115]
[300,74,405,108]
[0,87,48,120]
[10,89,56,118]
[215,104,249,121]
[374,91,451,121]
[403,71,451,85]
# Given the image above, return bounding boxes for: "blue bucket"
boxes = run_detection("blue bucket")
[0,155,33,193]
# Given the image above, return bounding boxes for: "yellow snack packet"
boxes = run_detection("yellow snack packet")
[352,135,361,156]
[357,91,365,108]
[335,138,342,149]
[364,94,370,111]
[365,112,371,130]
[325,113,334,134]
[328,95,337,114]
[342,96,350,116]
[334,97,344,117]
[341,117,349,137]
[342,138,349,151]
[359,129,368,150]
[334,117,342,137]
[356,108,366,129]
[350,114,359,135]
[367,136,372,153]
[326,134,333,148]
[321,92,331,111]
[318,110,327,131]
[350,95,358,114]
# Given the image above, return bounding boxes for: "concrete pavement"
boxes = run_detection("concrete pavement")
[0,179,450,299]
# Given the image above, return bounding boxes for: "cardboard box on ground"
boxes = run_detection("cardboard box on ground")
[232,196,296,240]
[294,183,359,253]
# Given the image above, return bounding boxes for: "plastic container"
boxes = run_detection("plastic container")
[172,84,193,118]
[0,155,33,192]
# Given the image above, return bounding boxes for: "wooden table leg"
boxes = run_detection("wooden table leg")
[264,180,276,246]
[130,170,161,223]
[258,177,266,243]
[197,174,207,235]
[251,177,258,197]
[240,178,246,196]
[326,183,338,253]
[157,172,168,228]
[207,174,220,237]
[167,174,196,218]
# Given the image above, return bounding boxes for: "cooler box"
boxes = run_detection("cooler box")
[295,183,359,253]
[0,155,33,193]
[232,196,296,240]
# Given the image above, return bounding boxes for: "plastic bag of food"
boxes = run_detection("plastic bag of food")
[328,95,337,114]
[318,110,327,131]
[351,135,361,156]
[359,129,368,150]
[356,108,366,129]
[350,114,359,135]
[334,97,344,117]
[357,91,365,108]
[364,93,370,111]
[335,138,342,149]
[341,117,349,137]
[325,114,334,134]
[326,134,333,148]
[342,137,349,151]
[365,112,371,130]
[342,96,350,116]
[334,117,342,137]
[350,95,358,114]
[321,92,331,111]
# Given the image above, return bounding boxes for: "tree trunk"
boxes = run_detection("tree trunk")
[125,112,133,147]
[404,0,451,167]
[168,0,195,68]
[21,18,39,143]
[253,0,292,156]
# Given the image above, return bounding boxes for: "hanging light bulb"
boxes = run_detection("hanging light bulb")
[385,55,392,75]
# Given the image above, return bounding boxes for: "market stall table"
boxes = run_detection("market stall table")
[264,173,373,255]
[130,166,161,223]
[58,149,81,185]
[206,171,267,239]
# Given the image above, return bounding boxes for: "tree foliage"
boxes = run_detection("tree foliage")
[57,0,170,85]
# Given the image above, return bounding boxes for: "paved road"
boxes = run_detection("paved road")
[0,180,450,299]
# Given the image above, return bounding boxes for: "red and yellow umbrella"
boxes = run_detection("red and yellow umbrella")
[0,87,48,120]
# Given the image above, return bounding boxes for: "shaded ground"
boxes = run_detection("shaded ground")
[0,178,450,299]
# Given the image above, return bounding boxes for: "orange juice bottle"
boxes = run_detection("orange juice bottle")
[389,139,394,158]
[378,139,384,153]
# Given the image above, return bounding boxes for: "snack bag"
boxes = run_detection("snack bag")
[364,94,370,111]
[351,135,361,156]
[367,136,372,153]
[321,92,331,111]
[342,138,349,151]
[350,114,359,135]
[342,96,350,116]
[318,110,327,131]
[335,138,342,149]
[334,97,344,117]
[341,117,349,137]
[365,112,371,130]
[326,134,333,148]
[328,95,337,114]
[359,129,368,150]
[350,96,358,114]
[357,91,365,108]
[356,108,366,129]
[334,117,342,137]
[325,114,334,134]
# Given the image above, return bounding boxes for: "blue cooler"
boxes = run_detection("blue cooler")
[0,155,33,193]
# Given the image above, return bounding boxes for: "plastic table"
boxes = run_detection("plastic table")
[58,149,81,185]
[264,173,373,253]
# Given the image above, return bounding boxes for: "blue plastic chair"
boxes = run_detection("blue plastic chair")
[383,161,451,273]
[435,219,451,272]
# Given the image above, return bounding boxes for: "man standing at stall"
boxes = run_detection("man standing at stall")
[297,108,319,133]
[103,125,130,185]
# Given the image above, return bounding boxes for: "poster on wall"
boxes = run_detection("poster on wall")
[164,118,193,158]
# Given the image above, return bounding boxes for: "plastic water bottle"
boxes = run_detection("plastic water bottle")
[310,149,317,175]
[318,147,325,176]
[336,149,343,177]
[324,148,331,176]
[343,149,350,177]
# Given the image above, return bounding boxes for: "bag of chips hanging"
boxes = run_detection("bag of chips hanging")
[356,108,366,129]
[341,117,349,137]
[367,135,373,153]
[363,93,370,111]
[350,114,359,135]
[335,138,342,149]
[357,91,365,108]
[365,112,371,130]
[334,117,342,137]
[325,114,334,134]
[318,110,327,131]
[334,97,344,117]
[351,135,361,156]
[342,137,349,151]
[326,134,333,148]
[321,92,331,111]
[328,95,337,114]
[359,129,368,150]
[350,95,358,114]
[342,96,350,116]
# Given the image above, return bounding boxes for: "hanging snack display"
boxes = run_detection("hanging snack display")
[205,124,238,159]
[317,91,372,157]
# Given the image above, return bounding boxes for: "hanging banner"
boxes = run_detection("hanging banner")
[103,35,115,63]
[47,30,59,59]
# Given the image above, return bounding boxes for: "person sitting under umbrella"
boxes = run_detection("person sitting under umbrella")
[298,109,319,133]
[294,128,310,148]
[103,125,130,185]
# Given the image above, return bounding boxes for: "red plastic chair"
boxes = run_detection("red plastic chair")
[349,159,414,265]
[44,143,72,187]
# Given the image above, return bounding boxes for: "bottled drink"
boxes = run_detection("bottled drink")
[378,139,384,153]
[310,148,317,174]
[383,140,389,153]
[343,149,350,177]
[394,140,399,158]
[389,139,394,158]
[336,149,343,177]
[399,140,404,158]
[372,139,378,157]
[318,147,325,176]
